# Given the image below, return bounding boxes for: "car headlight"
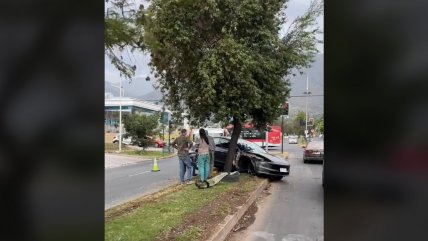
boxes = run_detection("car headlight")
[257,157,271,162]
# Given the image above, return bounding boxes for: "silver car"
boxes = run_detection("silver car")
[288,135,298,144]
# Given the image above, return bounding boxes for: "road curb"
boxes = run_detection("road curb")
[206,178,269,241]
[105,153,176,161]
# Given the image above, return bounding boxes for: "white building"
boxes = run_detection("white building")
[105,97,171,133]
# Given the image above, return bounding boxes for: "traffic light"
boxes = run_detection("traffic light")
[282,102,289,116]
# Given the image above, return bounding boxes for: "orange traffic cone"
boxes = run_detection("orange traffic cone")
[151,157,160,172]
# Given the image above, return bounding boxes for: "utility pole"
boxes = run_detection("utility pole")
[168,120,171,153]
[305,75,309,139]
[111,80,124,152]
[265,130,268,152]
[281,115,284,154]
[118,79,123,152]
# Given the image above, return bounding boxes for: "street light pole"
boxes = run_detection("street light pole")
[281,115,284,154]
[119,78,123,152]
[305,75,309,138]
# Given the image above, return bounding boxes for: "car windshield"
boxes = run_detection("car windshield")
[238,139,267,154]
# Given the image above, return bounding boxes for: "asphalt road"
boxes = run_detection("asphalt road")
[105,156,182,209]
[228,141,324,241]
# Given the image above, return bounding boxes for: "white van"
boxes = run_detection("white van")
[191,128,225,142]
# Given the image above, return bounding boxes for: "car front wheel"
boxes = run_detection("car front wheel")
[269,176,283,181]
[248,163,256,176]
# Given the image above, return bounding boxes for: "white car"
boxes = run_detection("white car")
[112,135,132,145]
[288,135,298,144]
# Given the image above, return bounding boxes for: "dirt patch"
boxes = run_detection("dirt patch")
[155,178,263,241]
[231,202,258,232]
[224,183,271,241]
[156,189,247,241]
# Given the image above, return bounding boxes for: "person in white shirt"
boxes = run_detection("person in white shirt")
[195,128,210,183]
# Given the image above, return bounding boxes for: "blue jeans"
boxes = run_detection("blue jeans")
[197,154,210,182]
[179,155,192,183]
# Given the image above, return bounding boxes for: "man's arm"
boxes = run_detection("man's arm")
[171,138,178,149]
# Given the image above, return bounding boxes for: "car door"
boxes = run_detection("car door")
[213,138,230,170]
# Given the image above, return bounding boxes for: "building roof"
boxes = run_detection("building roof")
[105,97,170,113]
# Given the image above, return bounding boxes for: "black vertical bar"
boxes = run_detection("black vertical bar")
[281,116,284,154]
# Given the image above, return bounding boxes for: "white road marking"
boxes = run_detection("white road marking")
[128,170,151,177]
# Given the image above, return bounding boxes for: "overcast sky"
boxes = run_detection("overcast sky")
[105,0,324,95]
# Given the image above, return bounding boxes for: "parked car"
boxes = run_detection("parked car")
[303,140,324,163]
[112,135,132,145]
[288,135,298,144]
[155,139,166,148]
[193,137,290,181]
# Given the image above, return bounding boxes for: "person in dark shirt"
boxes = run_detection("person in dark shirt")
[171,129,194,184]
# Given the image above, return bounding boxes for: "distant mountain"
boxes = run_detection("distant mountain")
[104,77,154,98]
[287,54,324,118]
[105,54,324,118]
[138,90,164,106]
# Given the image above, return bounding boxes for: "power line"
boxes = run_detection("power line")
[289,95,324,97]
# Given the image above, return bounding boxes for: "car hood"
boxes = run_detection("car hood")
[248,152,290,165]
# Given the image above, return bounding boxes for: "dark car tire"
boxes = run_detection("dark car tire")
[303,158,307,163]
[248,163,256,176]
[269,176,283,181]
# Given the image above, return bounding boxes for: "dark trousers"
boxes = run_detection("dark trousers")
[209,151,215,177]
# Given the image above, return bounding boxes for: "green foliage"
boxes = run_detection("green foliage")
[143,0,323,127]
[315,116,324,133]
[105,0,146,79]
[122,114,160,148]
[291,111,306,135]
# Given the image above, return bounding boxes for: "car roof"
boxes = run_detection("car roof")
[307,140,324,149]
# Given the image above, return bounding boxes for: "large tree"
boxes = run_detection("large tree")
[143,0,323,172]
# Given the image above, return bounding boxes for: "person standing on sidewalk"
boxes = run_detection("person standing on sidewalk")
[206,130,216,178]
[171,129,194,184]
[196,128,210,183]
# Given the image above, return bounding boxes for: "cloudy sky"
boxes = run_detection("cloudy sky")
[105,0,324,96]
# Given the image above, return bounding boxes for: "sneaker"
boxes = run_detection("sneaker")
[186,181,194,185]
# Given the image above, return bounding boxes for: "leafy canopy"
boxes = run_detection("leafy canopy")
[144,0,323,128]
[315,116,324,133]
[123,114,160,148]
[105,0,146,79]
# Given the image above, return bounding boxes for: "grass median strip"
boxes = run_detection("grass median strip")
[105,143,176,159]
[105,174,264,241]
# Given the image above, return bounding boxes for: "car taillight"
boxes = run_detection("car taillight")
[305,150,313,154]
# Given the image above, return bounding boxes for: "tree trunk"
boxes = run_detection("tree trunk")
[225,117,242,173]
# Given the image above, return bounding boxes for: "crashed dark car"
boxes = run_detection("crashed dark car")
[202,137,290,180]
